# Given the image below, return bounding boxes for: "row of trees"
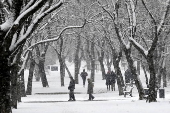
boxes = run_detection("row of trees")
[0,0,170,113]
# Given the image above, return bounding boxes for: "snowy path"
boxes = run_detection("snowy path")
[12,68,170,113]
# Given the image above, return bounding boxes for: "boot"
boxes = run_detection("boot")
[88,94,91,100]
[72,94,76,101]
[92,95,95,100]
[68,93,72,101]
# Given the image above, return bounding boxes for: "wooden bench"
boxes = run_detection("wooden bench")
[123,83,134,97]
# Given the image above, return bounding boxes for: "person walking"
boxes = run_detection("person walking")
[110,71,116,91]
[105,71,111,91]
[87,78,95,101]
[68,76,76,101]
[80,69,88,87]
[124,68,133,84]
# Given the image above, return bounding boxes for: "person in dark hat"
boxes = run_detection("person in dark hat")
[68,76,76,101]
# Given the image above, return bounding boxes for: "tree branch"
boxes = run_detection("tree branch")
[23,19,86,56]
[9,0,64,51]
[157,0,170,35]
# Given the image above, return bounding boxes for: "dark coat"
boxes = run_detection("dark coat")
[124,69,133,83]
[110,71,116,84]
[105,73,111,85]
[68,78,75,91]
[80,71,88,79]
[87,79,94,94]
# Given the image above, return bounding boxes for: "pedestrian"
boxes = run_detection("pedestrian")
[110,71,116,91]
[124,68,133,84]
[87,78,95,101]
[80,69,88,87]
[105,71,111,91]
[68,76,76,101]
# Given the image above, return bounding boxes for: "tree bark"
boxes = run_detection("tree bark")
[141,62,149,87]
[111,48,124,95]
[146,54,157,102]
[74,34,81,84]
[97,40,106,80]
[98,57,106,80]
[26,59,35,95]
[19,69,26,97]
[90,37,95,82]
[59,57,65,86]
[0,53,12,113]
[124,47,145,100]
[163,67,167,87]
[39,53,49,87]
[11,65,18,109]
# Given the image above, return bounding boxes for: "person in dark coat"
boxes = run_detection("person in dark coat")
[68,76,76,101]
[105,71,111,91]
[87,78,95,100]
[80,69,88,87]
[124,68,133,84]
[110,71,116,91]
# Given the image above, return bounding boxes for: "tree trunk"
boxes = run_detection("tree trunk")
[146,54,157,102]
[106,50,112,72]
[163,67,167,87]
[19,69,26,97]
[124,48,145,100]
[34,68,40,81]
[97,40,106,80]
[113,61,124,95]
[111,48,124,95]
[157,67,163,88]
[17,78,21,102]
[141,62,149,87]
[74,58,79,84]
[90,38,95,82]
[74,35,81,84]
[65,63,72,77]
[86,40,91,71]
[11,65,18,109]
[99,57,106,80]
[137,60,140,75]
[0,53,12,113]
[26,59,35,95]
[59,57,65,86]
[39,53,49,87]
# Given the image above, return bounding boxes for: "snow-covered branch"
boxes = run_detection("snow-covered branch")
[20,0,36,14]
[98,0,130,49]
[38,6,66,31]
[23,19,86,56]
[13,0,47,25]
[157,0,170,35]
[2,0,49,42]
[129,37,148,57]
[97,1,116,22]
[126,0,148,57]
[9,0,63,51]
[141,0,156,24]
[18,51,29,75]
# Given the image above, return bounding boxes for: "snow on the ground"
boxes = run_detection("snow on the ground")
[13,63,170,113]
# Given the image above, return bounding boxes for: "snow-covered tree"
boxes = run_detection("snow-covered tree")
[0,0,63,112]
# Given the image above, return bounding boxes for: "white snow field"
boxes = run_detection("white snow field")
[13,62,170,113]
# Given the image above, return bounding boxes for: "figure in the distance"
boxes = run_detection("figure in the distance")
[80,69,88,87]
